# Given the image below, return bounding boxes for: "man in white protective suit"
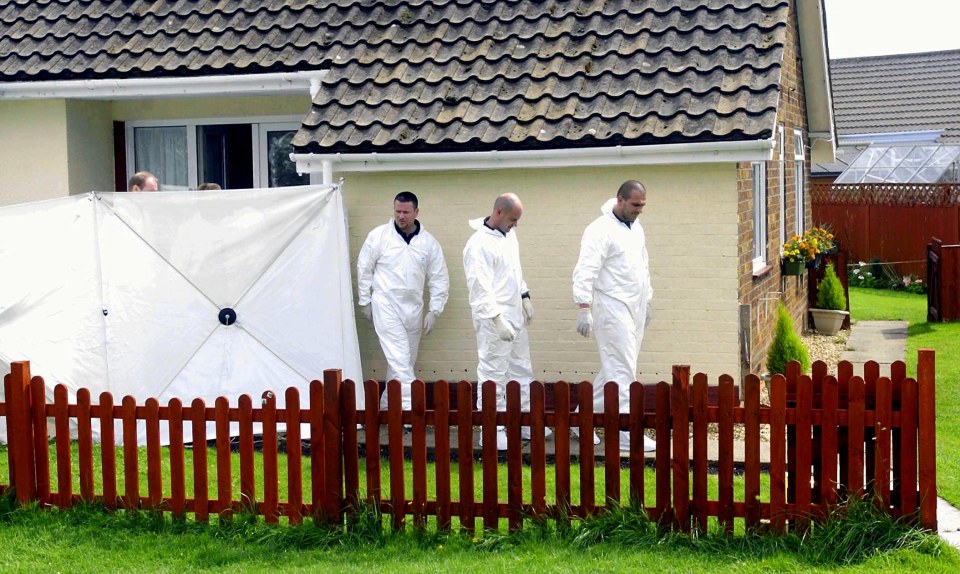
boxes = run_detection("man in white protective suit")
[462,193,542,450]
[572,180,656,453]
[357,191,449,411]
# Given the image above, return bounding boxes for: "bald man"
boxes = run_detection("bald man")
[128,171,159,192]
[463,193,540,450]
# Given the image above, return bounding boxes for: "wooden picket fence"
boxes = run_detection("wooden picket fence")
[1,352,938,533]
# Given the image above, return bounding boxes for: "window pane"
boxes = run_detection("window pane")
[266,130,309,187]
[134,126,188,190]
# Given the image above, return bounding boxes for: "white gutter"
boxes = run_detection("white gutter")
[291,139,776,174]
[0,70,328,100]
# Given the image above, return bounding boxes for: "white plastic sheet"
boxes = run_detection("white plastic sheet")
[0,185,362,444]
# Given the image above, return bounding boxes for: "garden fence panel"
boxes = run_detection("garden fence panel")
[0,355,940,534]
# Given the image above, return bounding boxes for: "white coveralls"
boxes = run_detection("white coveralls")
[357,220,449,409]
[462,217,534,411]
[572,198,653,412]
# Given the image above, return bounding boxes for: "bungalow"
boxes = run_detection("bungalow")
[0,1,835,385]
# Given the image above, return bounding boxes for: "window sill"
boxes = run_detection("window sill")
[752,263,774,278]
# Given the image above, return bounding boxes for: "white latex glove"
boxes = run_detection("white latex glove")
[492,314,516,342]
[644,303,653,329]
[359,304,373,322]
[423,311,437,335]
[522,298,535,325]
[576,307,593,338]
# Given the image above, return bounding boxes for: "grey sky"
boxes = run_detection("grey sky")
[824,0,960,59]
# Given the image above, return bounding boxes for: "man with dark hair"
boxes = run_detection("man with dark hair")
[357,191,449,410]
[463,192,539,450]
[573,180,656,453]
[128,171,159,192]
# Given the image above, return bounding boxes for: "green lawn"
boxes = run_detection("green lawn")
[848,287,960,505]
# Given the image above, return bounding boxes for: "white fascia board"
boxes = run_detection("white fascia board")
[0,70,328,100]
[796,0,835,145]
[291,139,776,174]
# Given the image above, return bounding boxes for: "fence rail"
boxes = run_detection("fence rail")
[1,354,938,533]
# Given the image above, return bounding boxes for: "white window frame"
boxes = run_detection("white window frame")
[794,129,806,235]
[778,124,786,249]
[125,115,310,190]
[752,161,768,272]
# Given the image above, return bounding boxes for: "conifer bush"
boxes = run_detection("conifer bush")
[766,302,810,375]
[815,262,847,311]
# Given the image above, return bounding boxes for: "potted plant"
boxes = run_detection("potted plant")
[766,302,810,375]
[781,234,815,276]
[811,262,849,336]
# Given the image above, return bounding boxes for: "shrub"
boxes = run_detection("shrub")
[815,262,847,311]
[766,302,810,375]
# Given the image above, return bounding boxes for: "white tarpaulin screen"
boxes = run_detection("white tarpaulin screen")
[0,184,362,444]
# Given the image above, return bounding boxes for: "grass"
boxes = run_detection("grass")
[0,493,955,573]
[848,287,960,505]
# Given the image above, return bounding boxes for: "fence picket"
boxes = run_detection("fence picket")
[891,362,906,509]
[672,366,690,533]
[506,381,522,532]
[238,395,256,514]
[342,380,360,513]
[121,395,139,510]
[322,369,343,526]
[168,399,185,517]
[837,361,852,492]
[388,380,405,531]
[434,381,452,531]
[811,362,827,505]
[918,349,937,530]
[145,398,162,511]
[481,380,498,530]
[603,382,620,507]
[629,382,645,509]
[795,375,813,532]
[847,377,866,496]
[691,374,708,533]
[769,374,787,534]
[530,382,546,523]
[191,398,209,523]
[310,379,324,519]
[863,361,879,492]
[30,375,50,504]
[215,396,232,520]
[261,391,279,524]
[412,379,428,530]
[457,381,475,533]
[717,376,733,533]
[554,382,571,525]
[900,378,919,521]
[77,389,93,502]
[744,374,760,531]
[874,377,893,510]
[285,388,303,525]
[820,376,839,512]
[54,384,71,508]
[363,381,382,509]
[578,381,596,515]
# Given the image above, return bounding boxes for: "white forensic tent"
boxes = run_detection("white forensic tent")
[0,184,362,444]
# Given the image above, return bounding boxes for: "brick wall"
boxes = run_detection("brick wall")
[737,0,812,375]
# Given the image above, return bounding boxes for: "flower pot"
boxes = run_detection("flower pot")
[810,308,849,336]
[782,260,804,276]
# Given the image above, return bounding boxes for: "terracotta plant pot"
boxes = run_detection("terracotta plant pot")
[810,308,849,336]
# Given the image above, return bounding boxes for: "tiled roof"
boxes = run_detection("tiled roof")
[1,0,793,154]
[831,50,960,143]
[0,0,331,80]
[294,0,790,153]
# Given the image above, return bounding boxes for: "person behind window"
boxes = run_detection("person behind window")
[128,171,159,192]
[197,182,222,191]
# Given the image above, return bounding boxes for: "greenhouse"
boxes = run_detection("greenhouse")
[834,144,960,184]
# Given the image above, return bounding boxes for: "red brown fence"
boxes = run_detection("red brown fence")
[812,183,960,280]
[1,354,938,533]
[927,238,960,322]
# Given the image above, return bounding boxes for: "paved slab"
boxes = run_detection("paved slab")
[840,320,908,376]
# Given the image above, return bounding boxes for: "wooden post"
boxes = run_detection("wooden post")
[322,369,343,525]
[30,375,50,504]
[672,366,690,533]
[917,350,937,530]
[7,362,36,504]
